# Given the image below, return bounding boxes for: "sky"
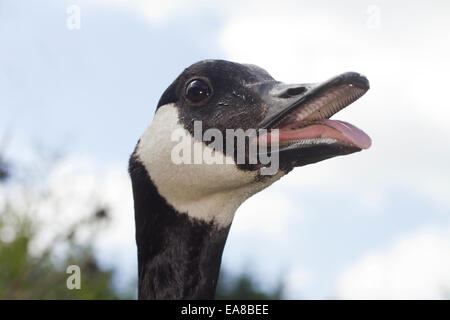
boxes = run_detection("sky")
[1,0,450,299]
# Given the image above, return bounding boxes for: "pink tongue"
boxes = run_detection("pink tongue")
[321,119,371,149]
[260,119,371,149]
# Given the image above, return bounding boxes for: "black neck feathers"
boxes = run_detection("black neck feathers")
[129,155,230,299]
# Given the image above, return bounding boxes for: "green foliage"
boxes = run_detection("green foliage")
[0,157,9,182]
[0,200,282,300]
[0,202,283,300]
[0,151,281,300]
[216,270,284,300]
[0,203,133,299]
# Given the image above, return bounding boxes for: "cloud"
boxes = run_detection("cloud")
[44,157,136,265]
[217,0,450,211]
[0,155,137,289]
[2,0,450,299]
[232,187,298,237]
[87,0,209,23]
[336,226,450,299]
[284,266,312,299]
[216,0,450,298]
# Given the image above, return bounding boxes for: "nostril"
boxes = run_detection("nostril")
[286,86,307,96]
[279,86,308,98]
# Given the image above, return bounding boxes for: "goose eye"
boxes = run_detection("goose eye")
[185,79,211,103]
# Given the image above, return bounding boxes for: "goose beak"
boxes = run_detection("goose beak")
[250,72,371,168]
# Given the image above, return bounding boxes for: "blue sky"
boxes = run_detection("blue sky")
[1,0,223,163]
[1,0,450,299]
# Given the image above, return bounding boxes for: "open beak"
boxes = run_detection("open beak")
[250,72,371,167]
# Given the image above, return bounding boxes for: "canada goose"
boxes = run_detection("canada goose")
[129,59,370,299]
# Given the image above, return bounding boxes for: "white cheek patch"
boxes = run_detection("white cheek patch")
[136,103,284,227]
